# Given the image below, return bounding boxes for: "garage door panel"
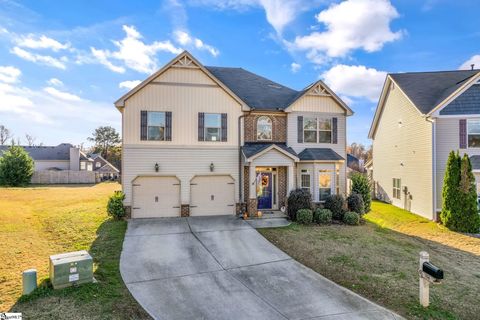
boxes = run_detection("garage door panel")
[190,176,235,216]
[133,177,181,218]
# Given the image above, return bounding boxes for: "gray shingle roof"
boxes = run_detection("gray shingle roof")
[206,66,300,110]
[471,155,480,170]
[440,84,480,115]
[0,143,73,160]
[242,143,297,159]
[390,70,479,114]
[298,148,344,161]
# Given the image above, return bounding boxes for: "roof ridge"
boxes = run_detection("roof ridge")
[390,69,480,76]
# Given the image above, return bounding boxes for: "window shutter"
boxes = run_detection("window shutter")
[297,116,303,143]
[332,117,338,144]
[198,112,205,141]
[165,112,172,141]
[140,110,148,141]
[459,119,467,149]
[221,113,227,142]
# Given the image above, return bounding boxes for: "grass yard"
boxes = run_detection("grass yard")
[0,183,150,319]
[259,201,480,320]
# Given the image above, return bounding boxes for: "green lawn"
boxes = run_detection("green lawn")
[259,201,480,320]
[0,183,150,319]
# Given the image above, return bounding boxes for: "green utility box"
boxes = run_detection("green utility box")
[49,250,93,289]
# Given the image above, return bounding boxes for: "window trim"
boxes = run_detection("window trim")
[204,113,222,142]
[147,111,166,141]
[303,117,318,143]
[393,178,401,199]
[318,118,332,144]
[300,170,311,193]
[256,116,273,141]
[303,117,332,144]
[467,119,480,149]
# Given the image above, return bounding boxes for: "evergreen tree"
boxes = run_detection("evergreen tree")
[350,172,371,213]
[0,145,34,186]
[455,154,480,232]
[440,151,461,227]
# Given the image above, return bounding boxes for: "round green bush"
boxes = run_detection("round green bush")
[0,145,34,186]
[343,211,360,225]
[296,209,313,224]
[324,195,345,220]
[107,191,126,219]
[351,172,371,213]
[314,208,332,224]
[347,193,364,215]
[287,188,312,221]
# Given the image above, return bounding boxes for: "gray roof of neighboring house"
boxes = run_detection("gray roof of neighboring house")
[389,70,480,114]
[440,83,480,115]
[242,143,298,159]
[298,148,345,161]
[0,143,73,161]
[471,155,480,170]
[97,163,120,173]
[347,154,359,168]
[206,66,300,110]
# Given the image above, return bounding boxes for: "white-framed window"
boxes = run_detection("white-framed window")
[467,119,480,148]
[147,111,165,141]
[257,116,272,140]
[303,117,332,143]
[300,169,311,193]
[96,162,101,168]
[393,178,401,199]
[80,162,86,170]
[319,169,332,201]
[205,113,222,141]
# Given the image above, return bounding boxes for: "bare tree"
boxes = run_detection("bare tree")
[25,134,36,146]
[0,125,12,145]
[347,142,372,162]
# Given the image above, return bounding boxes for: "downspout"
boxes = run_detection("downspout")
[238,108,254,211]
[426,117,437,221]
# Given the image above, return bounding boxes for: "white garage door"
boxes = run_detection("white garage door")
[190,175,235,216]
[132,176,180,218]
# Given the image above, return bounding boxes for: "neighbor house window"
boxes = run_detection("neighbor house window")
[257,116,272,140]
[393,178,401,199]
[96,162,101,168]
[80,162,86,170]
[319,170,332,201]
[300,169,311,194]
[468,119,480,148]
[147,112,165,141]
[303,117,317,143]
[303,118,332,143]
[205,113,222,141]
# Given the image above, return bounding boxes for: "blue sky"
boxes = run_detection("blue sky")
[0,0,479,147]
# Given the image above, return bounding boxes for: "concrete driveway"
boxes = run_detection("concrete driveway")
[120,216,401,320]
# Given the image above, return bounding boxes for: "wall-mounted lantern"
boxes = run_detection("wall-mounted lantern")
[210,162,214,172]
[154,163,159,172]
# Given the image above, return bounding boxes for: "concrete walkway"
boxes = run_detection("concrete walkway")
[120,216,401,320]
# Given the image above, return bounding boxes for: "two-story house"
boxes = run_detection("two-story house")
[115,51,352,218]
[369,69,480,220]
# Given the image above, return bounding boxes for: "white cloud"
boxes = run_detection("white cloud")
[173,30,219,56]
[290,62,301,73]
[90,25,182,74]
[0,83,51,123]
[0,66,21,83]
[46,78,63,87]
[15,34,70,51]
[119,80,142,90]
[43,87,83,102]
[11,47,67,69]
[321,64,387,102]
[459,55,480,70]
[293,0,402,62]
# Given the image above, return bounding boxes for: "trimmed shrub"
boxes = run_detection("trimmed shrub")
[0,145,34,186]
[324,194,345,221]
[296,209,313,224]
[351,172,371,213]
[107,191,126,220]
[343,211,360,225]
[347,193,364,215]
[314,208,332,224]
[287,188,312,221]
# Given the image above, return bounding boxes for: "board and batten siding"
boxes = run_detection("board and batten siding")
[251,149,295,167]
[289,95,346,114]
[372,84,433,219]
[435,117,480,210]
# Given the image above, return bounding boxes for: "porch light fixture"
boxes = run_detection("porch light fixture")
[154,163,159,172]
[210,162,214,172]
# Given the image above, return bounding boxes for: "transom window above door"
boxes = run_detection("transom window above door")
[303,117,332,143]
[148,112,165,141]
[468,119,480,148]
[205,113,222,141]
[257,116,272,140]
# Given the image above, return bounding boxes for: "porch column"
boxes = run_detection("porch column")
[287,164,295,194]
[248,164,257,216]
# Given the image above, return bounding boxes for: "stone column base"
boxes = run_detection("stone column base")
[247,198,258,217]
[181,204,190,217]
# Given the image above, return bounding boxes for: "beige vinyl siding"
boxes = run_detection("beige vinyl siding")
[435,117,480,209]
[123,68,243,146]
[372,85,433,219]
[122,146,239,206]
[289,95,345,113]
[34,160,70,171]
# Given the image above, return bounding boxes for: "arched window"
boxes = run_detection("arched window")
[257,116,272,140]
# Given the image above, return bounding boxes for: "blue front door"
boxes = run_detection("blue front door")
[257,172,273,209]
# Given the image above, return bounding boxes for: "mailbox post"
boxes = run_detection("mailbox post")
[418,251,444,308]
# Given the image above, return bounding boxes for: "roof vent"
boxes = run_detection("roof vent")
[268,84,282,89]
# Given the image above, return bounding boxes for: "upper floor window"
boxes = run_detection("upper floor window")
[393,178,401,199]
[205,113,222,141]
[468,119,480,148]
[257,116,272,140]
[96,162,101,168]
[147,112,165,141]
[303,117,332,143]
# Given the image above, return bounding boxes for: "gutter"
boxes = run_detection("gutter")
[426,116,437,220]
[238,109,254,209]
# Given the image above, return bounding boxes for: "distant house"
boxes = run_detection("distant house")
[369,69,480,220]
[0,143,93,171]
[347,154,364,173]
[89,153,120,180]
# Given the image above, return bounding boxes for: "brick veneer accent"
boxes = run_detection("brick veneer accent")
[247,198,258,217]
[278,167,287,207]
[244,114,287,143]
[181,204,190,217]
[243,166,249,202]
